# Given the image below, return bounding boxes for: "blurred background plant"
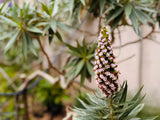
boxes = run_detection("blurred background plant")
[0,0,159,120]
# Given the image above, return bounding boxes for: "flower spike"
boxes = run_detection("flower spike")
[94,26,120,97]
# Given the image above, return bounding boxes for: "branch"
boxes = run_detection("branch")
[157,0,160,17]
[0,67,17,90]
[113,27,155,49]
[26,31,63,75]
[117,54,135,64]
[77,28,97,36]
[36,37,63,75]
[18,70,59,91]
[98,16,102,35]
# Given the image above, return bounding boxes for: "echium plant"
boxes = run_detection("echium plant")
[72,27,158,120]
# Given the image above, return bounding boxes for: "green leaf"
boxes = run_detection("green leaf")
[0,15,18,27]
[48,27,54,44]
[127,104,144,118]
[104,4,115,14]
[76,40,84,55]
[111,12,123,31]
[86,54,94,59]
[82,38,87,54]
[49,20,57,32]
[80,65,86,86]
[66,50,82,57]
[106,7,124,24]
[119,81,128,103]
[100,0,105,15]
[41,2,50,15]
[65,66,76,77]
[4,30,20,53]
[80,0,85,5]
[142,116,159,120]
[131,86,143,101]
[27,26,44,34]
[64,43,80,53]
[88,43,97,54]
[77,3,82,22]
[119,95,145,120]
[55,31,63,42]
[51,0,59,16]
[129,118,141,120]
[74,60,85,77]
[129,10,141,37]
[11,1,19,22]
[57,22,70,31]
[88,0,98,13]
[86,62,94,76]
[0,32,14,40]
[68,0,74,17]
[125,3,132,16]
[22,32,28,59]
[0,2,10,14]
[135,6,156,13]
[134,9,154,25]
[62,59,78,70]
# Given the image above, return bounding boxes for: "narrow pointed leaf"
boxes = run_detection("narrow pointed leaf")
[0,15,18,27]
[106,7,123,24]
[100,0,105,15]
[74,60,85,77]
[80,65,86,86]
[125,3,132,16]
[4,30,20,53]
[80,0,85,5]
[86,62,94,76]
[131,85,143,101]
[129,10,141,37]
[27,26,44,34]
[55,31,63,42]
[49,20,56,32]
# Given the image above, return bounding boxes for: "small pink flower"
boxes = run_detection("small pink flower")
[102,49,107,53]
[95,56,99,59]
[106,65,110,69]
[106,53,110,57]
[99,64,102,68]
[102,38,106,42]
[99,52,103,56]
[105,81,110,85]
[94,65,98,70]
[101,58,105,62]
[110,51,113,54]
[104,61,108,64]
[101,45,105,49]
[95,75,98,79]
[108,57,113,60]
[97,60,100,64]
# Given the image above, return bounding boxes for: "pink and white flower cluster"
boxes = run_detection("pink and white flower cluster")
[94,27,120,97]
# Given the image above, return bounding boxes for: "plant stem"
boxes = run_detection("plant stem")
[36,37,64,75]
[26,31,64,75]
[110,99,114,120]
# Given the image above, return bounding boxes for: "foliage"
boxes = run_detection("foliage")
[0,0,70,59]
[35,79,70,109]
[63,39,96,86]
[71,0,158,38]
[34,79,70,116]
[72,82,158,120]
[0,99,15,120]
